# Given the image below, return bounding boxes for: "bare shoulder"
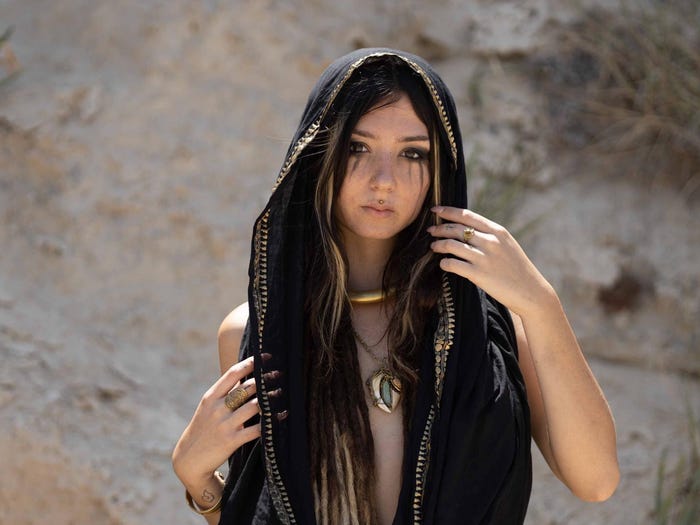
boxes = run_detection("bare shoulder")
[217,302,249,373]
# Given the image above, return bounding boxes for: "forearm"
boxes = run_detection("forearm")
[520,287,619,501]
[172,355,261,521]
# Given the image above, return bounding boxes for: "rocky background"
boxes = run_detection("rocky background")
[1,1,698,524]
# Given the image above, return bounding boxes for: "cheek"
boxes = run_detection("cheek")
[412,188,429,220]
[333,183,353,226]
[407,164,430,214]
[397,189,429,230]
[347,155,362,175]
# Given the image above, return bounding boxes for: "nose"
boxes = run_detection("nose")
[369,153,395,191]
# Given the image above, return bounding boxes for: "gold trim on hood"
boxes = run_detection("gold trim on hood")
[253,51,459,524]
[413,274,455,523]
[272,51,458,193]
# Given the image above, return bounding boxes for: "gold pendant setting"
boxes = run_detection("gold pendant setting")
[366,368,402,413]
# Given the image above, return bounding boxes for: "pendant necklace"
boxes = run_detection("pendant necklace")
[352,327,402,413]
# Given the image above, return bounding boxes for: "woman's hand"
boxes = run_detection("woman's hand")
[172,356,261,489]
[428,206,555,316]
[430,206,620,501]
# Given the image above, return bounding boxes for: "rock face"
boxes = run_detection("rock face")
[0,1,698,524]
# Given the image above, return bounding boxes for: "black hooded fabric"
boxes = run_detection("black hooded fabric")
[219,48,532,525]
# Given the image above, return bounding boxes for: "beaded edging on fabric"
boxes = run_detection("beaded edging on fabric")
[412,275,455,523]
[252,52,459,525]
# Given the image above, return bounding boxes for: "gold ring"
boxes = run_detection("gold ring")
[224,386,249,411]
[462,226,475,243]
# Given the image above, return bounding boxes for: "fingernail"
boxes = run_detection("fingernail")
[269,388,283,398]
[276,410,289,421]
[431,206,443,213]
[261,353,273,362]
[264,370,281,381]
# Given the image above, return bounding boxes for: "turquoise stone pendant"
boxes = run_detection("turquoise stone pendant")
[366,368,402,413]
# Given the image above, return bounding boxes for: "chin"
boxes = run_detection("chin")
[360,229,402,241]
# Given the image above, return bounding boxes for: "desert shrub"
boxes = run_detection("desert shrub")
[1,26,21,87]
[532,1,700,197]
[468,150,546,241]
[651,405,700,524]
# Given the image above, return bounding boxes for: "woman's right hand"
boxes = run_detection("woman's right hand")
[172,356,261,488]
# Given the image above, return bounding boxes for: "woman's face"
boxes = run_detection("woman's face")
[334,93,431,247]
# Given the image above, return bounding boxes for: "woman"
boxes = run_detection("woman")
[172,48,619,525]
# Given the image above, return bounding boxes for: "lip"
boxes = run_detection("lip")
[362,205,394,215]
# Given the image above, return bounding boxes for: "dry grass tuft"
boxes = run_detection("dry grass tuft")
[0,26,21,87]
[468,150,547,241]
[532,1,700,197]
[652,404,700,525]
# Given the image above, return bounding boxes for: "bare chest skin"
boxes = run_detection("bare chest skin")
[353,305,404,525]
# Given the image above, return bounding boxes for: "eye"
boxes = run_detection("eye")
[402,148,429,161]
[349,142,369,154]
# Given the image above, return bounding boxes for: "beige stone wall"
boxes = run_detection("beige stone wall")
[1,1,697,523]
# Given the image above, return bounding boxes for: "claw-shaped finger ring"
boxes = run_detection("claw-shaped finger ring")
[462,226,475,243]
[224,386,249,411]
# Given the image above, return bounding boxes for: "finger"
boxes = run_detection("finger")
[235,423,262,446]
[226,377,257,397]
[427,222,483,244]
[220,378,259,415]
[227,396,261,425]
[432,206,500,232]
[263,369,282,383]
[210,356,255,398]
[430,238,484,261]
[439,256,479,281]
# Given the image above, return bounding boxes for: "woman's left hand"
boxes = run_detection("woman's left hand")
[428,206,554,317]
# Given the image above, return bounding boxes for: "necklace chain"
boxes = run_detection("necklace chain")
[351,327,387,365]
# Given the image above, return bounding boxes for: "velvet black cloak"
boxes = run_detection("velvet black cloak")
[219,48,532,525]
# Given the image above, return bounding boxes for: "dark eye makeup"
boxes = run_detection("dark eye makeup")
[349,141,369,154]
[402,148,429,161]
[348,141,429,161]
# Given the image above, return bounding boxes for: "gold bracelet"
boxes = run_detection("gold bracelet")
[185,471,225,515]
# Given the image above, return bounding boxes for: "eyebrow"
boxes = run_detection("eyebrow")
[352,129,429,143]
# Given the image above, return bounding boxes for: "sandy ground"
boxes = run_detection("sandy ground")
[0,1,698,524]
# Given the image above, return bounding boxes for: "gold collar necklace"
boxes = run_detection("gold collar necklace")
[348,288,395,305]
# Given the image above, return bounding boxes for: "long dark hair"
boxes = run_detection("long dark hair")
[302,56,450,525]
